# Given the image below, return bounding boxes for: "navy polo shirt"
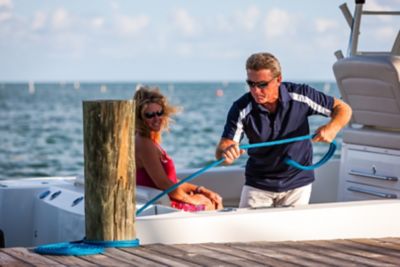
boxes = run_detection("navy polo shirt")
[222,82,334,192]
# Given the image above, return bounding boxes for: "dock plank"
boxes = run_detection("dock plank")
[121,246,200,267]
[1,247,65,267]
[145,243,233,266]
[228,242,308,266]
[172,243,262,267]
[103,247,166,267]
[1,238,399,266]
[281,241,362,266]
[0,250,32,267]
[262,242,347,266]
[351,238,400,253]
[302,239,397,266]
[79,252,137,267]
[42,254,97,267]
[381,237,400,245]
[198,243,299,267]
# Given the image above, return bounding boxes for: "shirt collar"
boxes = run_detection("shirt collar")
[251,83,291,112]
[279,83,291,106]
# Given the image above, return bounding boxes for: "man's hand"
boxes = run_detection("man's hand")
[216,138,245,164]
[222,144,245,164]
[313,124,340,143]
[313,97,352,143]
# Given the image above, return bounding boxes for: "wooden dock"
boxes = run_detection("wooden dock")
[1,238,400,266]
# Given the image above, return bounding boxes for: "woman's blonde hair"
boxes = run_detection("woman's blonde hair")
[133,85,180,143]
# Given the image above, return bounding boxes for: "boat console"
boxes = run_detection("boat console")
[333,1,400,201]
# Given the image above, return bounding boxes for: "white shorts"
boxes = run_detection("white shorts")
[239,183,312,208]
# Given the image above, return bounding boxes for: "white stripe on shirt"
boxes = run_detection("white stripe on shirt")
[289,92,331,116]
[233,103,253,142]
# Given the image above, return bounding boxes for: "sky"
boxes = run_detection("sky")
[0,0,399,82]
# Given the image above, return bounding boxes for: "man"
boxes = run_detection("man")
[216,52,352,208]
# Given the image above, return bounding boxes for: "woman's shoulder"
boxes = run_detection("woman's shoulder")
[136,135,156,150]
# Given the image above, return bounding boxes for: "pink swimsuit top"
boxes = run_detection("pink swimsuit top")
[136,143,204,212]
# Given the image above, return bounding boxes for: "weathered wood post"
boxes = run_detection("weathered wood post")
[83,100,136,241]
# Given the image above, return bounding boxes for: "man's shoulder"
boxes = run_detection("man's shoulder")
[282,82,314,94]
[233,92,252,108]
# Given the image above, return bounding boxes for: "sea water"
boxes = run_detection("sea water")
[0,81,341,180]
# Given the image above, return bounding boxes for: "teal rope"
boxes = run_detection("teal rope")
[239,134,314,149]
[34,134,336,256]
[34,238,140,256]
[136,134,336,215]
[285,140,337,170]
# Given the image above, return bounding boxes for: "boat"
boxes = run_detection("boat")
[1,0,400,249]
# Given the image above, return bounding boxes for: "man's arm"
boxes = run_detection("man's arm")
[313,97,352,143]
[215,137,244,165]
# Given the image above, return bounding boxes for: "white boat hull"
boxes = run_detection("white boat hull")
[1,162,399,248]
[136,200,400,244]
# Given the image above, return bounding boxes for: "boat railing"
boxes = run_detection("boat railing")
[336,0,400,58]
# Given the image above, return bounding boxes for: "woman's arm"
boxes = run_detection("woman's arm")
[136,136,175,190]
[136,136,208,206]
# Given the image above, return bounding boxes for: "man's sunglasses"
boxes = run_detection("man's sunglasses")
[144,110,164,119]
[246,78,275,89]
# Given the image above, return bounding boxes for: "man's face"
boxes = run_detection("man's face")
[246,69,281,105]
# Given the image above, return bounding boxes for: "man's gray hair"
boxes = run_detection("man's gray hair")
[246,52,281,77]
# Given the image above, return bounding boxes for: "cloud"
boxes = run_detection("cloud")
[374,26,398,40]
[171,8,200,37]
[234,6,260,31]
[215,6,260,33]
[264,8,294,38]
[0,0,12,22]
[0,0,12,8]
[109,0,120,11]
[115,14,149,36]
[215,14,233,32]
[51,8,71,30]
[91,17,105,30]
[315,18,338,33]
[175,42,193,57]
[0,10,11,22]
[365,0,395,10]
[32,11,47,31]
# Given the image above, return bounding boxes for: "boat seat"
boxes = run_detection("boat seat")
[343,126,400,150]
[333,55,400,129]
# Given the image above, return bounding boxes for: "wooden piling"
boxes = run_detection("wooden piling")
[83,100,136,241]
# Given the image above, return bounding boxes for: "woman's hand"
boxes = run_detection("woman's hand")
[170,184,223,210]
[195,186,224,210]
[190,194,215,210]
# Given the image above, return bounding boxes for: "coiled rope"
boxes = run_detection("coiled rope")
[34,238,140,256]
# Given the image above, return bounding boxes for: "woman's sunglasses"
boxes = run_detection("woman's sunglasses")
[144,110,164,119]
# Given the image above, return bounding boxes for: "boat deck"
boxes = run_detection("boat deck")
[1,238,400,266]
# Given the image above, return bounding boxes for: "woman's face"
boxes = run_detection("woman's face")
[143,102,164,132]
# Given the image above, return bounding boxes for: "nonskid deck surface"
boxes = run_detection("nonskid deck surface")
[1,238,400,266]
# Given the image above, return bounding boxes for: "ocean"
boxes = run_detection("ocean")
[0,81,341,180]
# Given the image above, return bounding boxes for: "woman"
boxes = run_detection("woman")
[134,85,223,211]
